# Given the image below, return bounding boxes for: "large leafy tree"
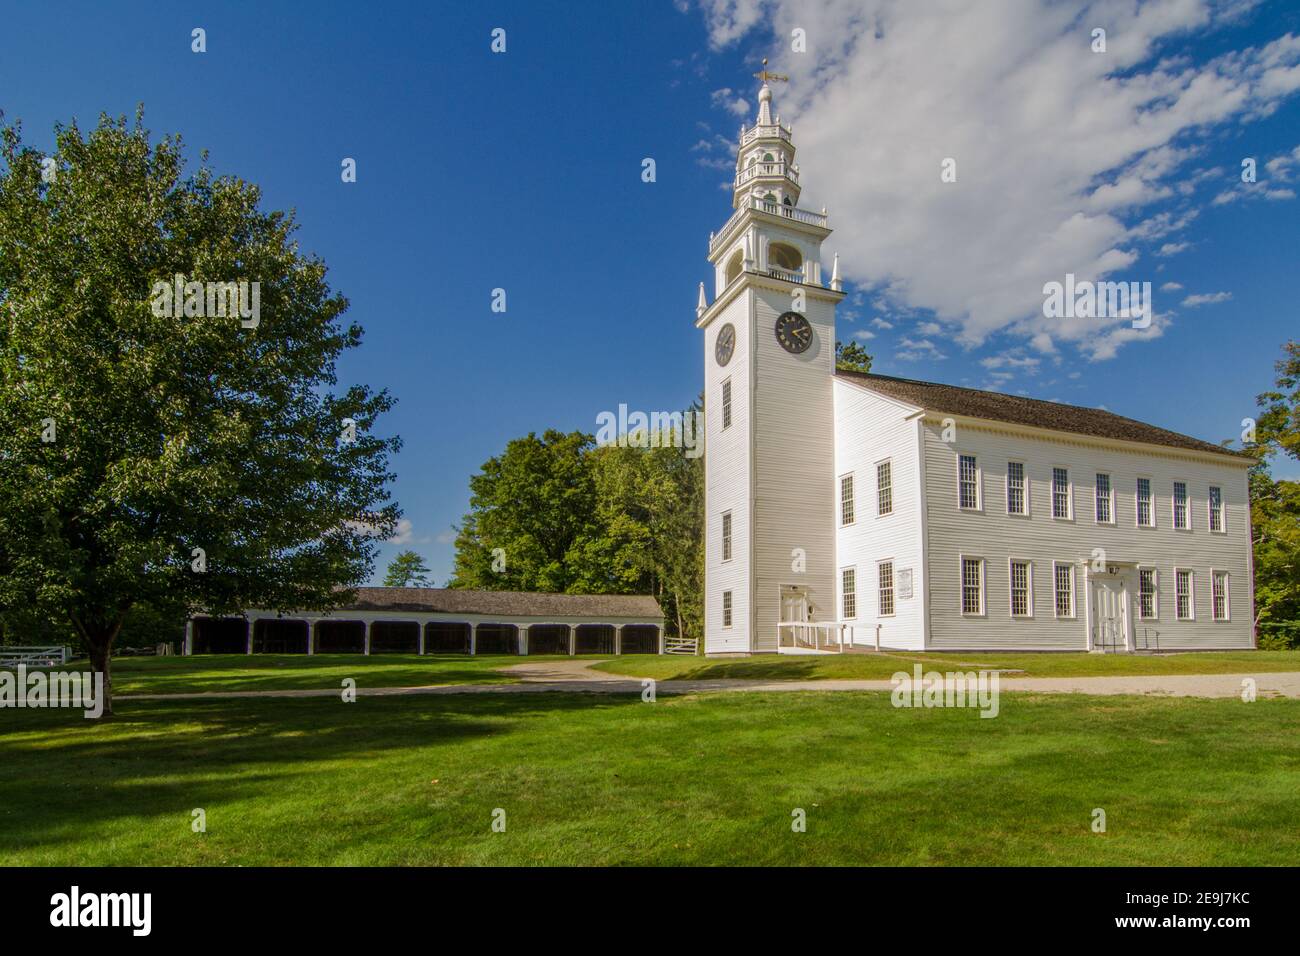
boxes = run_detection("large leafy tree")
[835,339,873,373]
[1248,340,1300,647]
[0,111,401,710]
[384,550,432,588]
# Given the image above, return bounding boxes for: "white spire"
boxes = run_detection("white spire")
[757,82,773,125]
[830,253,843,292]
[696,281,708,317]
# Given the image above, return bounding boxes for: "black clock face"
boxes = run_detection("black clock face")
[715,323,736,366]
[775,311,812,354]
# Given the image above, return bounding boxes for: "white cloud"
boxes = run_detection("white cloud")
[387,518,415,544]
[1156,241,1190,257]
[1181,290,1233,306]
[699,0,1300,359]
[853,329,875,340]
[1160,281,1184,291]
[710,87,750,116]
[870,317,894,329]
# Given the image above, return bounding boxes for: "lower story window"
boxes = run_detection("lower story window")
[722,590,733,628]
[1175,569,1194,620]
[1138,568,1157,620]
[1211,571,1228,621]
[1010,559,1031,617]
[961,557,983,614]
[842,568,857,619]
[1054,563,1075,618]
[878,561,895,617]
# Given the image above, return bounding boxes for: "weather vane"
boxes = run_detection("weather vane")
[753,57,789,84]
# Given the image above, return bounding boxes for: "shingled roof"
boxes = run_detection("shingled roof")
[835,370,1249,460]
[342,588,664,619]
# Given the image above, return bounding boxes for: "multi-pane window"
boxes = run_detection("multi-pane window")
[1175,569,1193,620]
[878,561,895,616]
[1208,486,1224,532]
[1054,563,1075,617]
[1138,568,1157,619]
[721,379,732,430]
[1010,560,1031,617]
[961,557,983,614]
[722,590,732,627]
[721,511,732,562]
[841,568,857,619]
[1052,467,1071,519]
[1007,461,1026,515]
[958,455,979,509]
[1095,473,1112,523]
[840,474,855,526]
[877,461,893,516]
[1212,571,1229,621]
[1136,477,1153,526]
[1173,481,1188,529]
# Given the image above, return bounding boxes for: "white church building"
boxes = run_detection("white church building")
[697,76,1255,655]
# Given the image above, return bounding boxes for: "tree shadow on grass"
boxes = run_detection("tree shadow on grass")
[0,691,644,858]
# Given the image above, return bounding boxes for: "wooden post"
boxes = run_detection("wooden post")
[246,618,255,655]
[364,620,372,656]
[184,619,194,656]
[469,623,477,656]
[518,625,529,656]
[417,622,425,656]
[569,624,577,656]
[614,624,623,656]
[306,621,315,655]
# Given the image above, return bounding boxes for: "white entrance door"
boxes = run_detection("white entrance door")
[1091,577,1129,651]
[780,587,809,648]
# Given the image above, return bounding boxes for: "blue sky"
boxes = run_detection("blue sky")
[3,0,1298,584]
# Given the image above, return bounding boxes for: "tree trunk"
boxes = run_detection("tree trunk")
[86,639,113,717]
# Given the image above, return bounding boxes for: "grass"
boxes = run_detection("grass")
[592,649,1300,682]
[1,690,1298,865]
[65,654,559,696]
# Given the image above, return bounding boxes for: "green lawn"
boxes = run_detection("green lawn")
[593,649,1300,682]
[2,691,1297,865]
[81,654,546,695]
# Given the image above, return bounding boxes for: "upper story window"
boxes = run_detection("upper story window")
[1208,485,1224,533]
[958,454,980,510]
[840,474,855,526]
[1172,481,1189,530]
[721,379,732,430]
[1052,467,1071,519]
[876,460,893,516]
[1095,473,1112,523]
[1006,461,1026,515]
[721,511,732,562]
[1136,477,1154,527]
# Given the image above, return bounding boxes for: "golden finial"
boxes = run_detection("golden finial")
[753,57,789,84]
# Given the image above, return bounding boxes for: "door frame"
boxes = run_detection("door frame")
[1086,566,1134,652]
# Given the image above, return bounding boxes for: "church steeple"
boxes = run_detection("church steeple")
[732,60,801,212]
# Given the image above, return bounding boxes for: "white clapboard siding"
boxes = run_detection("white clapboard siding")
[750,283,838,651]
[832,378,927,649]
[920,418,1254,650]
[703,288,753,653]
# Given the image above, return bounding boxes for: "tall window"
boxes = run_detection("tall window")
[1136,477,1153,527]
[1173,481,1188,530]
[1208,486,1224,532]
[1175,569,1193,620]
[840,474,855,526]
[1052,467,1071,519]
[1054,563,1075,618]
[878,561,895,616]
[1212,571,1229,621]
[959,455,979,510]
[876,461,893,516]
[1095,473,1112,523]
[961,557,983,614]
[841,568,857,619]
[721,379,732,430]
[1010,559,1031,617]
[721,511,732,562]
[1007,461,1026,515]
[722,590,733,628]
[1138,568,1157,619]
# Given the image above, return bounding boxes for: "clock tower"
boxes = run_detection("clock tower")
[696,70,845,653]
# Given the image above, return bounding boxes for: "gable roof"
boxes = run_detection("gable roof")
[343,588,663,620]
[835,370,1250,461]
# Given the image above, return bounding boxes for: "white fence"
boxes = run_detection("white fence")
[0,645,71,667]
